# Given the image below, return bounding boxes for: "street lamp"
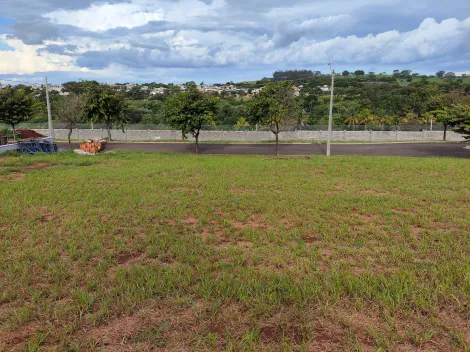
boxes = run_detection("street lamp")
[44,77,54,142]
[327,62,335,156]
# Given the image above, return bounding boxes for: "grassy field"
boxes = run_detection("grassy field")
[1,151,470,351]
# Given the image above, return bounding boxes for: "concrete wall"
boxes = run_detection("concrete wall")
[34,129,465,142]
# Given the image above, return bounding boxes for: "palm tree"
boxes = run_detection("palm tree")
[344,115,361,130]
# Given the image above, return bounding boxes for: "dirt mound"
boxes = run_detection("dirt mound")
[17,129,45,139]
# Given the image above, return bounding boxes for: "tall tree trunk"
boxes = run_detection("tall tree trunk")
[182,130,185,141]
[275,133,279,156]
[195,131,200,155]
[11,124,17,141]
[443,124,447,141]
[106,124,112,141]
[68,128,73,149]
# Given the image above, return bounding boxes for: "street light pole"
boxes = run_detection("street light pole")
[45,77,54,142]
[327,62,335,156]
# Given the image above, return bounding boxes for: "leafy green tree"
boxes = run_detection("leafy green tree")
[63,80,98,95]
[163,88,218,154]
[401,70,412,78]
[54,94,87,148]
[452,104,470,140]
[354,70,365,76]
[86,85,128,140]
[434,106,458,141]
[436,71,446,78]
[247,82,296,155]
[235,117,249,128]
[444,72,456,79]
[342,70,350,76]
[0,86,36,139]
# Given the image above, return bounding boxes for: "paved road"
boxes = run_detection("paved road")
[59,142,470,158]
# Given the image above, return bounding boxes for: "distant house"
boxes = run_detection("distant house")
[150,87,166,95]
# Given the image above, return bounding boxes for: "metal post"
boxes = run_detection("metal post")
[327,63,335,156]
[430,118,433,131]
[45,77,54,142]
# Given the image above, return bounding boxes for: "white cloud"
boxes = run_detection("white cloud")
[271,17,470,66]
[0,36,79,75]
[44,2,164,31]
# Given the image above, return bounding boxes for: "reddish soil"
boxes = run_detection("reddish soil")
[40,214,53,222]
[16,129,45,139]
[24,163,49,170]
[0,172,24,182]
[259,325,304,344]
[117,252,141,265]
[182,217,198,225]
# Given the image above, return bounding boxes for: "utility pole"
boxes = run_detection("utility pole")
[45,77,54,142]
[327,62,335,156]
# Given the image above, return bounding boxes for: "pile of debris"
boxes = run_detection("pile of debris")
[16,129,46,139]
[78,139,108,154]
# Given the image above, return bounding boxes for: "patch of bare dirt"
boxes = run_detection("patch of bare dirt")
[201,221,224,242]
[117,252,142,265]
[237,241,253,249]
[0,323,42,349]
[259,324,304,344]
[40,213,53,222]
[303,236,319,244]
[410,225,422,239]
[0,172,25,183]
[86,316,143,346]
[232,219,272,230]
[165,219,176,226]
[182,217,198,226]
[0,156,17,162]
[24,162,49,170]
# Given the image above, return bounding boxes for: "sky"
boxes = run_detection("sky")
[0,0,469,84]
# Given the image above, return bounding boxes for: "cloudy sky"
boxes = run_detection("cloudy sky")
[0,0,469,83]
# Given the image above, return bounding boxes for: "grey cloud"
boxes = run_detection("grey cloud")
[273,15,354,47]
[75,47,231,69]
[38,44,78,55]
[0,0,127,18]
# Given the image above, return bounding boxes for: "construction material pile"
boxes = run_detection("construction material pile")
[79,139,108,154]
[16,129,46,139]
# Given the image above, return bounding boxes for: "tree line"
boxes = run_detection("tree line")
[1,71,469,153]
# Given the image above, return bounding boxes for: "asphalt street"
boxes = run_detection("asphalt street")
[58,142,470,158]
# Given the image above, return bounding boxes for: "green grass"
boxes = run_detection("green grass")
[1,151,470,351]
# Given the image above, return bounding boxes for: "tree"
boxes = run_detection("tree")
[444,72,456,79]
[163,88,218,154]
[436,71,446,78]
[54,94,87,148]
[247,82,296,156]
[342,70,350,76]
[354,70,365,76]
[452,104,470,140]
[235,117,249,128]
[87,85,127,140]
[401,70,412,78]
[434,106,458,141]
[0,86,35,139]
